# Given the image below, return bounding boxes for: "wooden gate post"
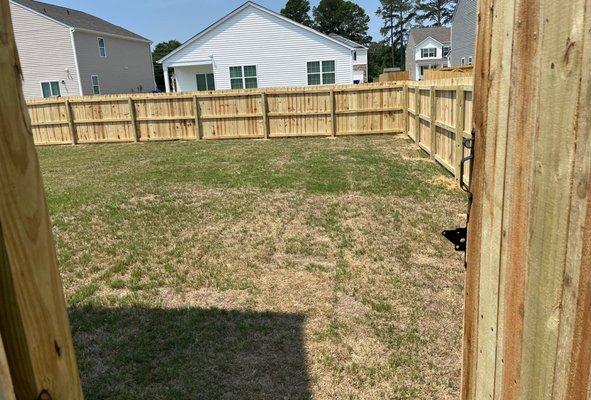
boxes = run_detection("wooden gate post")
[462,0,590,399]
[0,1,83,398]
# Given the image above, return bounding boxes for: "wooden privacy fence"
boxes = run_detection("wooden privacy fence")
[378,70,410,82]
[405,77,474,182]
[424,66,474,80]
[27,83,406,144]
[27,78,475,182]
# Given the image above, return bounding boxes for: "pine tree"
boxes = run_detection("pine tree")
[376,0,415,68]
[313,0,372,45]
[415,0,457,26]
[280,0,313,26]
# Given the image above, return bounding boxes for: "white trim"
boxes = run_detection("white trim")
[306,60,336,85]
[229,64,258,89]
[90,74,101,95]
[39,80,62,98]
[158,1,356,64]
[414,36,449,49]
[166,59,213,68]
[69,28,84,95]
[195,73,215,91]
[97,36,107,58]
[420,47,438,59]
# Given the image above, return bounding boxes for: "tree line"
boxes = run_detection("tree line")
[152,0,457,89]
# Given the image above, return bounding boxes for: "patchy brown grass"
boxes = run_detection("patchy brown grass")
[38,136,467,399]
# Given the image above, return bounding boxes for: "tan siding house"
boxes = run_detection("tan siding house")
[10,1,81,98]
[9,0,156,99]
[74,31,155,95]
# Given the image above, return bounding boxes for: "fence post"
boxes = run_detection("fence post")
[402,84,408,136]
[415,87,421,143]
[193,95,202,140]
[128,98,139,142]
[330,89,336,137]
[64,100,77,145]
[261,92,269,139]
[454,87,465,181]
[429,86,436,159]
[0,332,15,400]
[0,2,84,397]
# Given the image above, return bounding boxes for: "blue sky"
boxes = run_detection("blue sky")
[45,0,385,47]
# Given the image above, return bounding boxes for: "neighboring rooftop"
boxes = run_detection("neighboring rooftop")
[328,33,367,49]
[409,26,451,45]
[11,0,150,42]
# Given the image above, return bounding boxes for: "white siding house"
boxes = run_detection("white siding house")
[9,0,156,99]
[405,27,451,80]
[159,2,368,92]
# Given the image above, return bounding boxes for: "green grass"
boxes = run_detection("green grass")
[38,135,467,399]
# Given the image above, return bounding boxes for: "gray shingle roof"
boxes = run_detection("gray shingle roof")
[328,33,366,49]
[12,0,150,42]
[409,26,451,45]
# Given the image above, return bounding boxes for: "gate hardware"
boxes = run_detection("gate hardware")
[442,129,476,257]
[442,227,467,252]
[459,133,475,195]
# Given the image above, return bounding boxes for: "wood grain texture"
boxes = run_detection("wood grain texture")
[462,0,591,399]
[0,1,83,398]
[0,333,15,400]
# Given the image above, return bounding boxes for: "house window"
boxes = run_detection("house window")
[98,37,106,58]
[91,75,101,94]
[421,48,437,58]
[443,46,451,57]
[41,81,61,98]
[468,56,473,65]
[307,60,335,85]
[461,57,466,65]
[196,73,215,91]
[229,65,257,89]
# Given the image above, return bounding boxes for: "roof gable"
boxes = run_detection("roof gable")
[409,27,451,46]
[159,1,356,64]
[11,0,150,42]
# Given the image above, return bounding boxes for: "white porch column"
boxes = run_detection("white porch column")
[163,65,171,93]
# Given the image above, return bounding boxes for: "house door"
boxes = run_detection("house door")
[196,73,215,91]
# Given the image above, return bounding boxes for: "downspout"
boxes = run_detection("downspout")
[69,28,84,96]
[148,43,157,91]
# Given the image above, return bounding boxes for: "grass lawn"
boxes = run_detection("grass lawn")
[38,135,467,400]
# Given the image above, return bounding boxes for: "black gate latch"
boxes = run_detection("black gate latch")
[442,130,475,255]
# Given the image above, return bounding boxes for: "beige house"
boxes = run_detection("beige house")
[9,0,156,99]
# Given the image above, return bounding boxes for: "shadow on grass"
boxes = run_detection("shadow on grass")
[69,306,311,400]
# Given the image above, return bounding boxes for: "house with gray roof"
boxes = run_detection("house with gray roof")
[450,0,478,66]
[405,27,451,80]
[158,2,369,93]
[9,0,156,99]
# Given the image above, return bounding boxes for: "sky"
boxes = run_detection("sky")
[45,0,386,47]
